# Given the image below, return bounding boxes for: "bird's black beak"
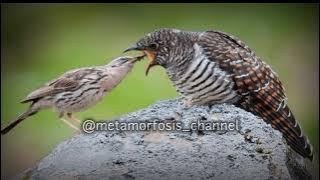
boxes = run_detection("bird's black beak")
[123,45,143,53]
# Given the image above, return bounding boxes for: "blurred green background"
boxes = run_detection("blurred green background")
[1,3,319,178]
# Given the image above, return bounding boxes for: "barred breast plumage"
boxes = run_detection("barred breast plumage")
[125,28,314,160]
[168,43,239,107]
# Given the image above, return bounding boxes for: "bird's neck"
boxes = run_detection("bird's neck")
[112,65,133,77]
[166,57,192,83]
[165,46,195,82]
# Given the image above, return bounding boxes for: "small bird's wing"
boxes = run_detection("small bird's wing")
[20,67,99,103]
[197,30,313,160]
[20,77,79,103]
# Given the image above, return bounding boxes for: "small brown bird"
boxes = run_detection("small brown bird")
[124,28,313,160]
[1,54,146,135]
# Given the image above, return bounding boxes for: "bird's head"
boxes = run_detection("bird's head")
[108,54,146,68]
[123,28,194,75]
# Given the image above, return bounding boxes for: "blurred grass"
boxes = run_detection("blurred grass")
[1,3,319,178]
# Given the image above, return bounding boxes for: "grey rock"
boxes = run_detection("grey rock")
[21,98,312,180]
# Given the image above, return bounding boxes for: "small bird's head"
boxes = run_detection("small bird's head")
[123,28,194,75]
[108,54,146,68]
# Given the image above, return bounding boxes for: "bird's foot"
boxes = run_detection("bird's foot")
[175,99,192,117]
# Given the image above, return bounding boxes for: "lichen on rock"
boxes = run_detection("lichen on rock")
[21,98,312,180]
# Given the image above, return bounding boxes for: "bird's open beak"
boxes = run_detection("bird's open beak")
[144,51,157,76]
[123,45,158,76]
[129,53,147,63]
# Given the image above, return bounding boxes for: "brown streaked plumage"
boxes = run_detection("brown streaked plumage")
[1,55,145,135]
[124,28,313,160]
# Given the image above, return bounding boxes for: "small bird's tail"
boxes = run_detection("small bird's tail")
[1,108,38,135]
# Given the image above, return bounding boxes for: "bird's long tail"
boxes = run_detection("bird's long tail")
[246,97,313,161]
[1,108,38,135]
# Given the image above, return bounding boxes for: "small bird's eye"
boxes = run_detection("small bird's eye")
[149,43,158,50]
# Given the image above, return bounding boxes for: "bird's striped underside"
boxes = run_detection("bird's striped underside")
[165,30,313,160]
[169,43,239,107]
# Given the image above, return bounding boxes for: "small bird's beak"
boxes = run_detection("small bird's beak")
[123,45,158,76]
[129,53,147,63]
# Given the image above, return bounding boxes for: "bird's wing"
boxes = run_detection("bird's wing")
[20,67,100,103]
[197,30,313,159]
[198,30,284,103]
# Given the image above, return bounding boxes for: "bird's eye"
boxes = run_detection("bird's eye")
[149,43,158,50]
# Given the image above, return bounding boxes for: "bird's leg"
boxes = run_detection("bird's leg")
[182,99,193,109]
[208,104,214,109]
[60,118,80,133]
[59,113,80,133]
[175,98,192,117]
[67,113,81,125]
